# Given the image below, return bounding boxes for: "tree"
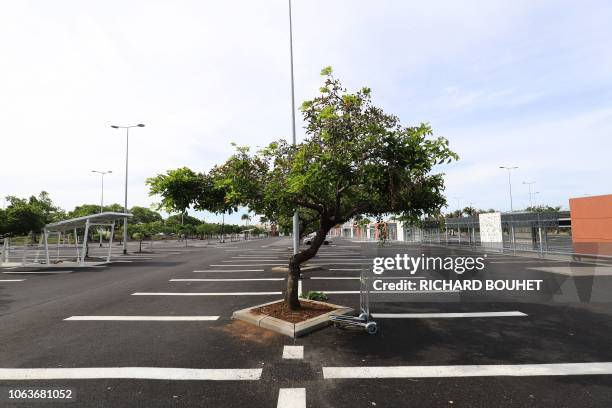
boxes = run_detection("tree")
[4,196,45,237]
[146,167,204,217]
[130,222,164,252]
[30,191,66,223]
[148,168,237,241]
[525,205,562,213]
[146,68,457,310]
[166,214,201,227]
[213,68,458,309]
[0,208,7,236]
[3,192,65,238]
[69,203,124,218]
[130,206,163,224]
[241,213,251,225]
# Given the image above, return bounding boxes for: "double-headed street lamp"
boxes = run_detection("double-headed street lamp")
[111,123,145,255]
[92,170,112,247]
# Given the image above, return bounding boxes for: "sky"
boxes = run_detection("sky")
[1,0,611,223]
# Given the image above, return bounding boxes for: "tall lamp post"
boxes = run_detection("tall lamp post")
[522,181,536,209]
[500,166,518,252]
[288,0,299,255]
[92,170,112,247]
[111,123,145,255]
[499,166,518,212]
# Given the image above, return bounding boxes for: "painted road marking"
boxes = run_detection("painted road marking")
[489,261,564,264]
[322,290,460,294]
[282,346,304,359]
[308,262,369,265]
[323,362,612,379]
[2,271,73,274]
[310,277,360,280]
[194,269,265,272]
[64,316,220,321]
[233,255,286,257]
[0,279,25,282]
[171,278,284,282]
[329,268,363,271]
[321,291,360,294]
[371,311,527,318]
[225,259,284,262]
[210,264,286,266]
[132,292,282,296]
[0,367,262,381]
[277,388,306,408]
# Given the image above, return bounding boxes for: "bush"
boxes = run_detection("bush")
[301,291,328,301]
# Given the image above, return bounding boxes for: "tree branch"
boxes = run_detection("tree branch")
[293,200,324,214]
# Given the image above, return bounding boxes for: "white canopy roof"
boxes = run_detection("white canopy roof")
[45,212,132,232]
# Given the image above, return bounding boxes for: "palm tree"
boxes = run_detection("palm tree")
[241,213,251,226]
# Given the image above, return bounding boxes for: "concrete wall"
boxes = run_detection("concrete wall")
[569,194,612,255]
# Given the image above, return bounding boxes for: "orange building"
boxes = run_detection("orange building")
[569,194,612,255]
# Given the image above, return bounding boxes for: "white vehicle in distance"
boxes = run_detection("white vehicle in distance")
[302,233,331,245]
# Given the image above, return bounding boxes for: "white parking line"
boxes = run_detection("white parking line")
[210,264,286,266]
[64,316,220,321]
[489,261,563,264]
[322,362,612,379]
[132,292,282,296]
[371,311,527,318]
[2,271,73,274]
[321,291,360,294]
[277,388,306,408]
[310,277,360,280]
[171,278,284,282]
[193,270,265,272]
[282,345,304,359]
[308,262,369,265]
[0,367,262,381]
[0,279,25,282]
[233,257,285,259]
[322,290,459,294]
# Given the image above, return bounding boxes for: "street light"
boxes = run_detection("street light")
[500,166,518,253]
[499,166,518,212]
[111,123,145,255]
[91,170,112,247]
[532,191,540,207]
[288,0,299,255]
[451,196,462,215]
[522,181,536,209]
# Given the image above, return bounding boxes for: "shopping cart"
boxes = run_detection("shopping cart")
[330,268,378,334]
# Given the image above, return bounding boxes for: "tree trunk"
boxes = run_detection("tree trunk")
[285,259,301,309]
[284,223,331,310]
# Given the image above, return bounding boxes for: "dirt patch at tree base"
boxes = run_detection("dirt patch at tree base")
[252,300,336,323]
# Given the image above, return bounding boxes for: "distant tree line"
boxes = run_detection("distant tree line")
[0,191,265,241]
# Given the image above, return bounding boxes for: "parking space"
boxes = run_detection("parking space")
[2,237,612,407]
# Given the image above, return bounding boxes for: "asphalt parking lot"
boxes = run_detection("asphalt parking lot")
[2,237,612,407]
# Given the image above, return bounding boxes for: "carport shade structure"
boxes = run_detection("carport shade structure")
[43,212,133,265]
